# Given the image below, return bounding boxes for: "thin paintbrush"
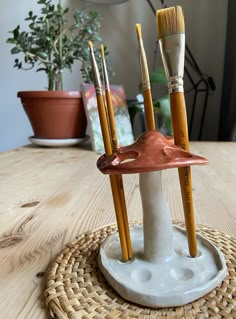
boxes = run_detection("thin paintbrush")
[100,45,133,259]
[88,41,129,262]
[136,24,155,131]
[156,6,198,257]
[100,45,119,152]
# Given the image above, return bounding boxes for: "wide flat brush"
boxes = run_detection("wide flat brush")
[156,6,198,257]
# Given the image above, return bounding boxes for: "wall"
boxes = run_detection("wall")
[0,0,228,151]
[219,0,236,141]
[177,1,228,140]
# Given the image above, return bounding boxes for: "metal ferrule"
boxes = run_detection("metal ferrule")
[159,33,185,94]
[89,48,103,96]
[139,40,151,90]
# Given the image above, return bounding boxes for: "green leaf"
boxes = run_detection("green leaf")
[150,68,168,86]
[25,11,34,20]
[11,47,20,54]
[35,51,48,59]
[158,95,173,135]
[36,67,47,72]
[158,96,170,115]
[6,38,15,44]
[13,26,20,39]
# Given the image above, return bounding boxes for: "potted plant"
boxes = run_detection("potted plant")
[7,0,113,140]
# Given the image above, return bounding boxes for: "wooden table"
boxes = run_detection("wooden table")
[0,142,235,318]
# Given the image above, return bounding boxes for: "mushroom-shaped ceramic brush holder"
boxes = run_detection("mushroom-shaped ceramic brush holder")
[97,131,227,307]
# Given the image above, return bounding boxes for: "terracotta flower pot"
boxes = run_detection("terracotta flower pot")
[17,91,87,139]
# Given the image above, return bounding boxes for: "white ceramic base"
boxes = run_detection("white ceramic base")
[99,225,227,307]
[29,136,88,147]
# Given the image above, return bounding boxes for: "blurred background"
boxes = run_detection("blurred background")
[0,0,230,151]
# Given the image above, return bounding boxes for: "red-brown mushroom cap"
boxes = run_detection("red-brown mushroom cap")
[97,130,208,174]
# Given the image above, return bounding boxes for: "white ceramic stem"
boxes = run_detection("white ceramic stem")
[139,171,174,262]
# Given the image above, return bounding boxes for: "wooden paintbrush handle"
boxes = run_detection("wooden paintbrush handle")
[96,95,112,156]
[178,167,197,257]
[109,175,129,261]
[170,92,197,257]
[170,93,190,151]
[96,95,129,261]
[105,92,118,151]
[117,175,133,259]
[104,91,133,259]
[143,89,155,131]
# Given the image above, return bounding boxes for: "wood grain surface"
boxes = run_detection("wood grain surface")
[0,142,235,318]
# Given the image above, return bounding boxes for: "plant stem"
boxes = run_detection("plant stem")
[48,77,54,90]
[46,17,54,90]
[60,72,63,90]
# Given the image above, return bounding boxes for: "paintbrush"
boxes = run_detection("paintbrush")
[88,41,129,262]
[156,6,198,257]
[135,24,155,131]
[100,44,133,259]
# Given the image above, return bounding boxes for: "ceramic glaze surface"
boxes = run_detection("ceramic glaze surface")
[97,130,208,174]
[99,225,227,307]
[99,171,227,307]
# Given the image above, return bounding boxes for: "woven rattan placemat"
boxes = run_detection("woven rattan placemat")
[45,221,236,319]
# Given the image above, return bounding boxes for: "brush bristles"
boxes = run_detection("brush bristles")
[136,23,142,40]
[88,41,93,49]
[156,6,185,39]
[100,45,105,59]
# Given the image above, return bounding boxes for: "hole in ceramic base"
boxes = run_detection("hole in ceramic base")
[98,225,227,308]
[175,248,203,258]
[131,268,152,282]
[170,267,194,281]
[117,258,135,265]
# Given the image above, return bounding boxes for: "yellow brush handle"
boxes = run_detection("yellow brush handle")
[96,94,129,261]
[170,92,197,257]
[109,175,129,261]
[96,95,112,156]
[178,167,197,257]
[105,91,133,259]
[170,93,190,150]
[116,174,133,259]
[105,91,118,151]
[143,89,155,131]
